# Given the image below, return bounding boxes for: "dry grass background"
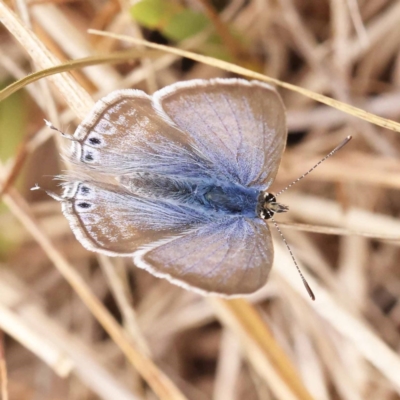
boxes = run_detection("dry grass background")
[0,0,400,399]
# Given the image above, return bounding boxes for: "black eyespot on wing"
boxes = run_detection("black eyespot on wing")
[85,153,94,161]
[77,202,91,209]
[79,186,91,195]
[89,137,101,145]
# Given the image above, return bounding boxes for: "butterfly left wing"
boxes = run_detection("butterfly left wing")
[134,217,273,295]
[68,79,286,190]
[68,89,214,181]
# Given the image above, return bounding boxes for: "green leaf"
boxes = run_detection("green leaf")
[130,0,180,30]
[163,10,209,41]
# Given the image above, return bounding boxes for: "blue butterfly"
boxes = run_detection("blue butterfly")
[57,79,289,296]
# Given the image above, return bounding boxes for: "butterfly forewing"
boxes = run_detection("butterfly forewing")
[71,90,214,180]
[154,79,287,188]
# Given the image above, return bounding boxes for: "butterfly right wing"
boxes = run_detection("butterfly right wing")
[60,179,273,295]
[134,217,273,295]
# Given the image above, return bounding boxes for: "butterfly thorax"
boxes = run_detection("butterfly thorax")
[256,192,289,220]
[198,181,259,217]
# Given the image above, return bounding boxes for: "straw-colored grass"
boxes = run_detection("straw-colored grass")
[0,1,400,399]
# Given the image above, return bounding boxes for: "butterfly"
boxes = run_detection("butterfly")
[53,78,289,296]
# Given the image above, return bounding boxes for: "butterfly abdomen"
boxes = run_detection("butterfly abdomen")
[120,174,259,218]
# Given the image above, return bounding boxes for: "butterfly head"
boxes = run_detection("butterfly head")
[257,192,289,220]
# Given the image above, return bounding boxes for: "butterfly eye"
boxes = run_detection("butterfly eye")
[260,210,273,220]
[263,193,276,203]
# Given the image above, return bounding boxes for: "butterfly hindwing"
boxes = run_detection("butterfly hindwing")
[61,179,211,255]
[134,217,273,295]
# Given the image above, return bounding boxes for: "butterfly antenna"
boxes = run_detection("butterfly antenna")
[275,135,352,197]
[31,183,64,202]
[44,119,76,141]
[271,217,315,300]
